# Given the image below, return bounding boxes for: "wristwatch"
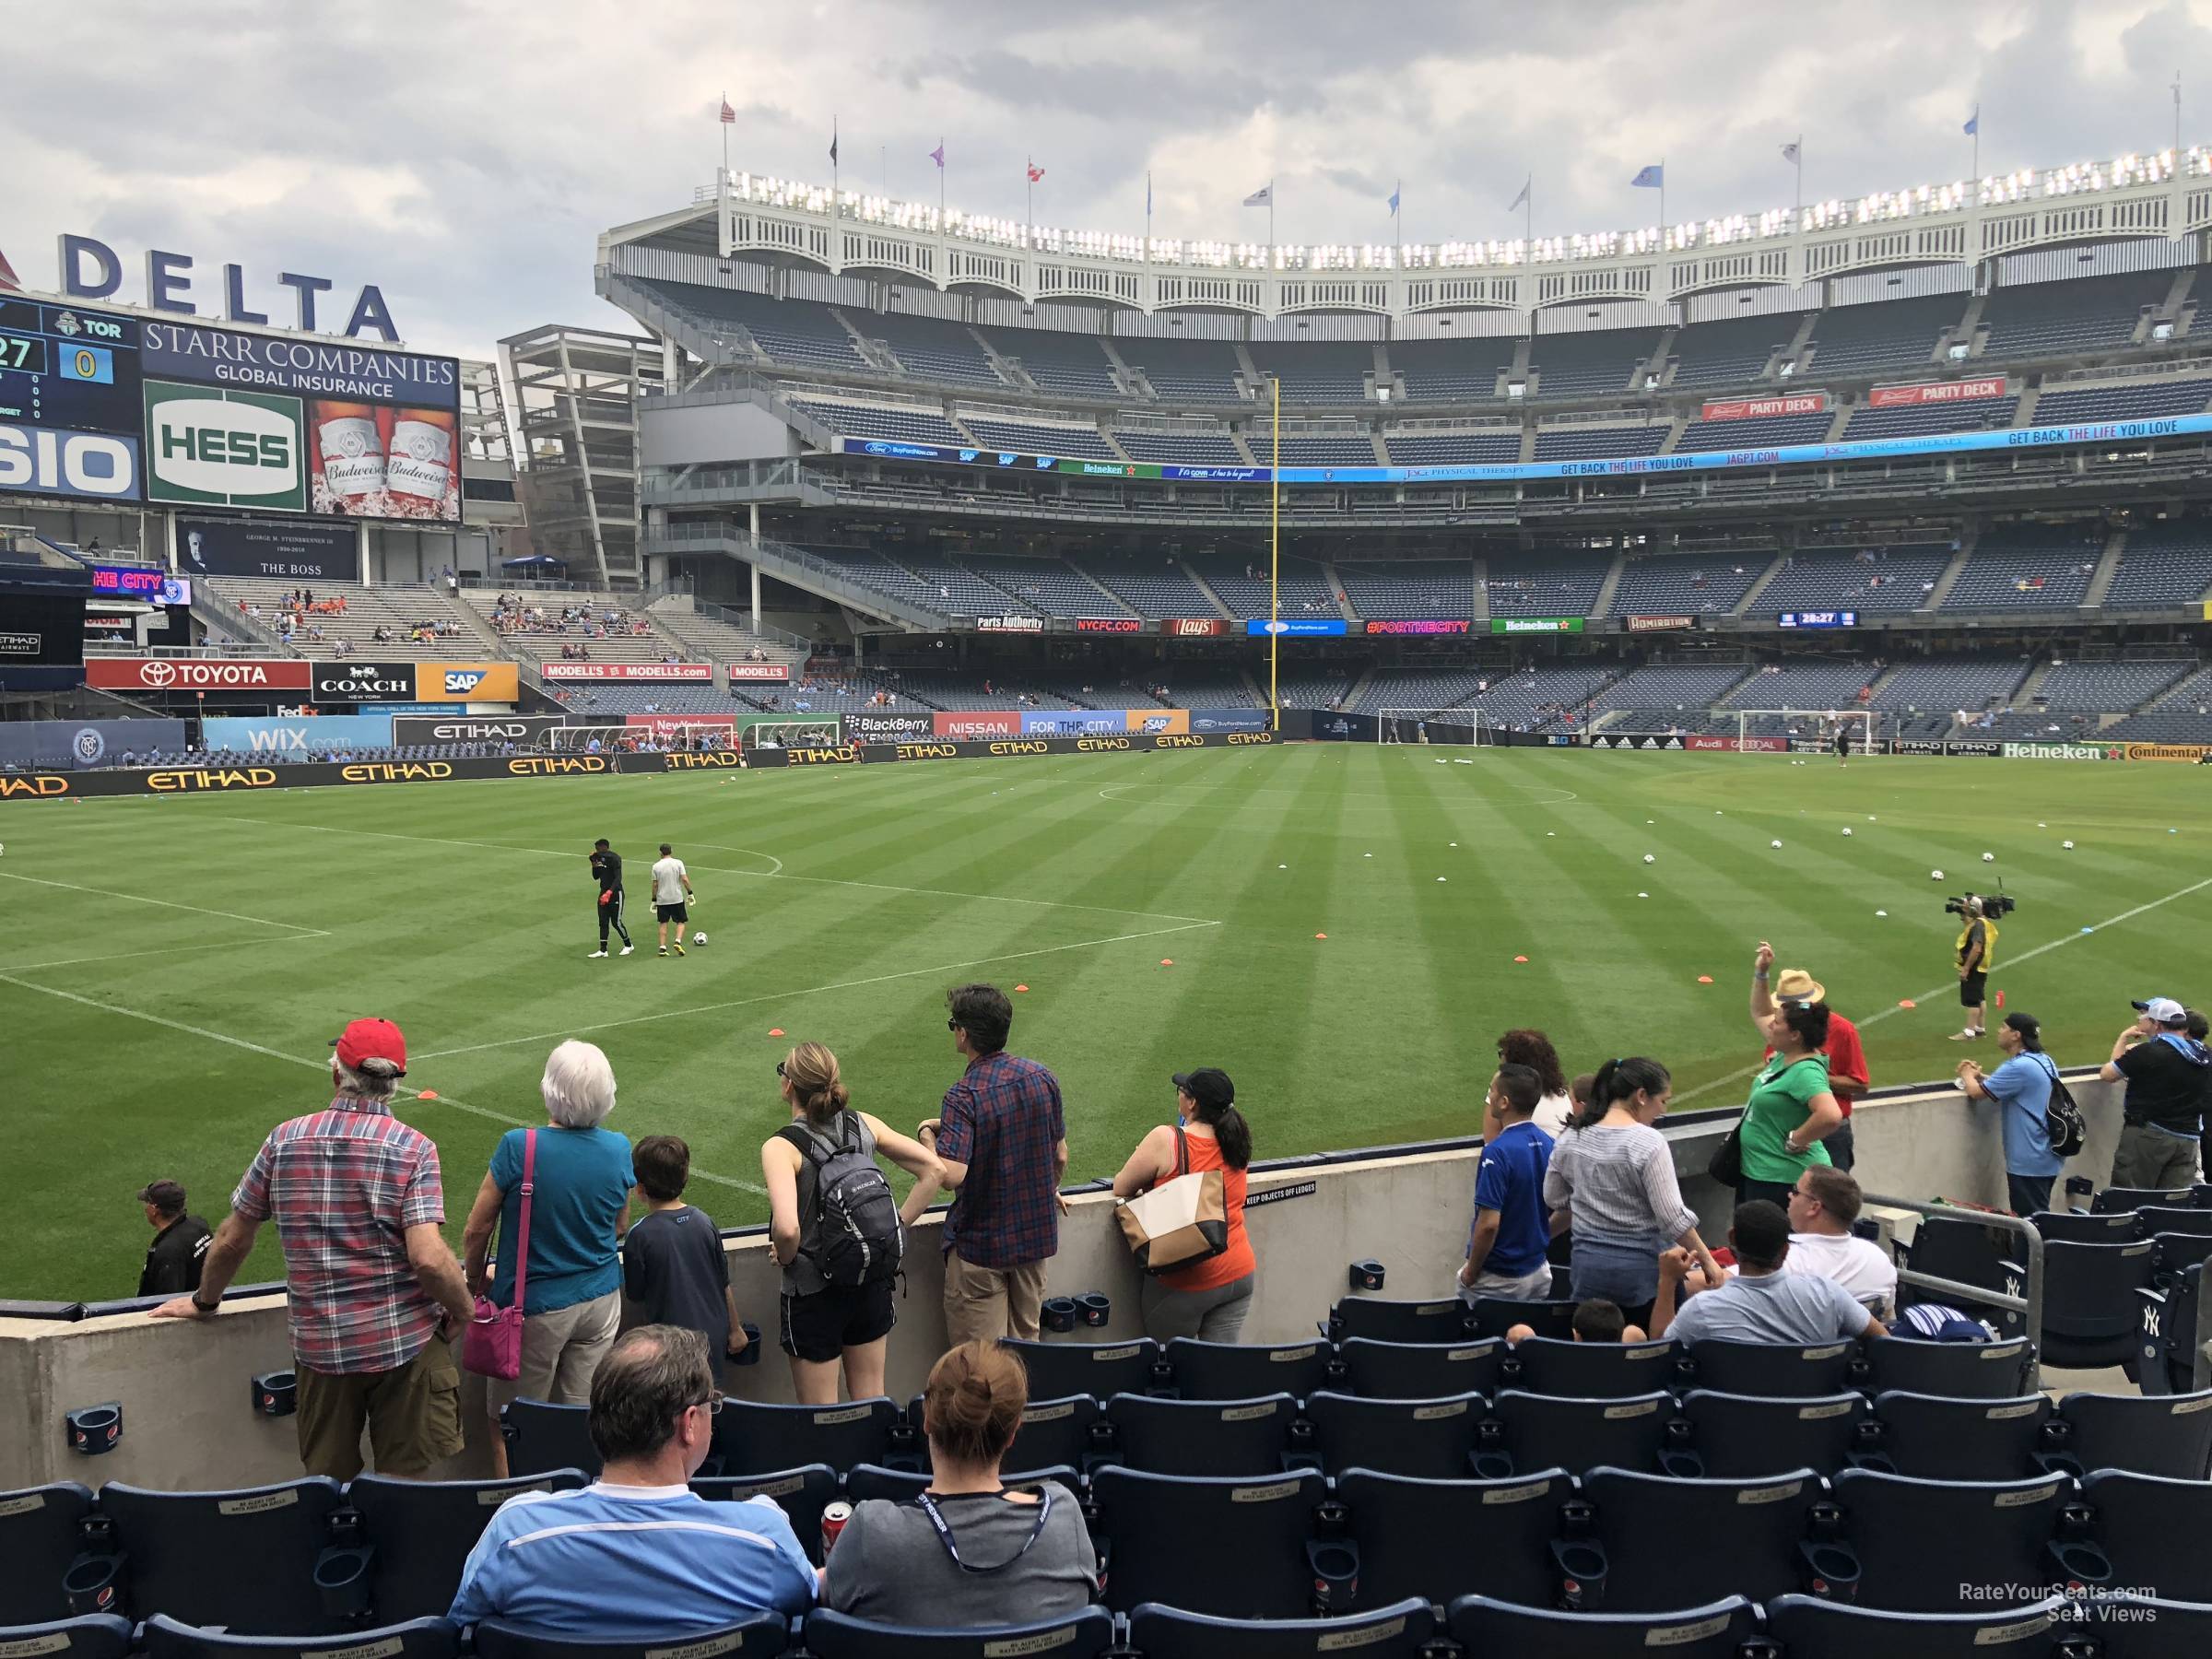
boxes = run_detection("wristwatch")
[191,1291,220,1313]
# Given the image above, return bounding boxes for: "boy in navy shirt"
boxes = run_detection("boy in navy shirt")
[1458,1064,1557,1300]
[623,1135,747,1383]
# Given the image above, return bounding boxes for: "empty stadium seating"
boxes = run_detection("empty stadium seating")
[958,416,1118,461]
[1943,526,2101,612]
[1674,410,1831,453]
[2103,523,2212,608]
[1979,272,2166,359]
[1532,422,1668,461]
[980,327,1120,399]
[783,398,971,448]
[1527,328,1660,398]
[1332,559,1476,618]
[1379,429,1522,465]
[1113,337,1247,404]
[634,280,867,371]
[1485,557,1611,618]
[1390,335,1516,401]
[1110,429,1245,466]
[2031,375,2212,424]
[1606,556,1765,617]
[1841,394,2021,439]
[1665,313,1802,391]
[1753,545,1952,614]
[1803,294,1963,378]
[1247,340,1372,404]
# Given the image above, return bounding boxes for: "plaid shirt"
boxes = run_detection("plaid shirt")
[936,1052,1065,1268]
[232,1097,446,1374]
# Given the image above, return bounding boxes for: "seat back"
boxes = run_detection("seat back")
[500,1400,600,1477]
[998,1338,1162,1400]
[2028,1240,2157,1365]
[1583,1466,1823,1611]
[141,1617,462,1659]
[1688,1337,1856,1398]
[1104,1393,1297,1477]
[2087,1594,2212,1659]
[1858,1335,2033,1400]
[1676,1390,1867,1477]
[2031,1209,2138,1242]
[1484,1391,1674,1476]
[2136,1206,2212,1237]
[799,1606,1113,1659]
[0,1483,97,1624]
[1761,1594,2073,1656]
[100,1480,347,1635]
[2061,1389,2212,1479]
[1506,1336,1683,1400]
[2083,1471,2212,1605]
[1123,1597,1435,1659]
[1335,1468,1570,1611]
[998,1395,1101,1474]
[2092,1185,2195,1214]
[1831,1469,2073,1613]
[689,1467,841,1567]
[710,1397,899,1476]
[1088,1467,1326,1618]
[474,1613,789,1659]
[1868,1392,2052,1480]
[1163,1338,1333,1402]
[1336,1337,1501,1399]
[842,1465,1081,1506]
[349,1471,588,1622]
[1446,1594,1759,1658]
[1900,1215,2012,1307]
[0,1618,133,1659]
[1303,1391,1485,1479]
[1327,1298,1471,1345]
[2152,1233,2212,1275]
[1464,1297,1579,1340]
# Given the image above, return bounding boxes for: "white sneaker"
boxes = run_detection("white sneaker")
[587,949,608,959]
[1947,1028,1977,1041]
[618,945,634,956]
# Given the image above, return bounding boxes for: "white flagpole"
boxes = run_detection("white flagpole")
[1794,135,1803,215]
[720,90,729,177]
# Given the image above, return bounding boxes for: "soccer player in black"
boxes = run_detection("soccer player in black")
[589,838,634,959]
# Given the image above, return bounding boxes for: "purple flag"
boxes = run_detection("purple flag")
[929,141,945,169]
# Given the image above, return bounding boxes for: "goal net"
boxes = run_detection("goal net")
[740,717,841,753]
[550,722,742,755]
[1733,707,1886,755]
[1376,708,1488,747]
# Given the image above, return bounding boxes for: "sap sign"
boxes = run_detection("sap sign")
[1245,618,1347,637]
[56,235,400,342]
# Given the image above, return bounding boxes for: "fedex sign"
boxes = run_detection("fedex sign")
[55,235,400,342]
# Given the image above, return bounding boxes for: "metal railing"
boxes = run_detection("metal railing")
[1865,1193,2047,1387]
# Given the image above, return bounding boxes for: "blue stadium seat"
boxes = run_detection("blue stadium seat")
[995,1395,1102,1474]
[796,1607,1113,1659]
[0,1618,133,1659]
[2136,1206,2212,1237]
[841,1466,1080,1506]
[2032,1209,2139,1242]
[1503,1335,1685,1400]
[1334,1468,1570,1611]
[2091,1185,2196,1214]
[1163,1337,1334,1402]
[1762,1594,2076,1656]
[1865,1391,2053,1480]
[1474,1391,1675,1477]
[689,1467,841,1567]
[348,1471,588,1621]
[1686,1337,1857,1398]
[500,1401,599,1477]
[1671,1390,1869,1477]
[1859,1334,2034,1399]
[1088,1467,1330,1617]
[1335,1335,1502,1399]
[1464,1296,1579,1340]
[142,1617,460,1659]
[0,1482,99,1624]
[1829,1469,2106,1613]
[998,1338,1165,1400]
[1103,1393,1299,1477]
[473,1615,788,1659]
[2084,1594,2212,1658]
[709,1397,905,1476]
[1999,1238,2156,1369]
[100,1479,350,1634]
[1580,1466,1831,1612]
[1325,1298,1473,1345]
[1123,1597,1435,1658]
[2053,1389,2212,1479]
[1302,1391,1485,1478]
[1445,1594,1759,1657]
[2136,1255,2212,1395]
[2082,1469,2212,1603]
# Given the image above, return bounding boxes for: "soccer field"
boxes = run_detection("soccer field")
[5,743,2207,1300]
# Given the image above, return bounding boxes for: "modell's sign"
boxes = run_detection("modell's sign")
[1868,377,2008,407]
[540,662,714,681]
[87,655,311,691]
[725,663,791,683]
[1698,393,1827,421]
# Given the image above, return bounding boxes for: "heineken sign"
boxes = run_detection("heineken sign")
[1491,617,1586,634]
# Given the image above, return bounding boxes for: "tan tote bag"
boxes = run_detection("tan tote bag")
[1115,1128,1230,1276]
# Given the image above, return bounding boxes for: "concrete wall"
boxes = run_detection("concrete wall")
[0,1073,2128,1494]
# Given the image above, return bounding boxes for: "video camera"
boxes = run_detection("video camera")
[1944,886,2016,920]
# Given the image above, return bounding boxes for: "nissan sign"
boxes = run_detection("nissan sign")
[312,660,418,703]
[87,655,312,691]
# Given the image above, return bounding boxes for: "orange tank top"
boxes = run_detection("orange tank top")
[1158,1128,1255,1293]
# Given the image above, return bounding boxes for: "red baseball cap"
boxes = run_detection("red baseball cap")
[331,1017,407,1075]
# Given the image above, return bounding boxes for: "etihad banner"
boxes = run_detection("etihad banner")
[748,730,1278,770]
[1699,394,1827,421]
[1124,708,1190,735]
[87,654,311,692]
[934,710,1020,739]
[390,714,564,746]
[0,750,642,802]
[1869,376,2008,407]
[541,661,713,682]
[416,661,519,703]
[1625,615,1696,633]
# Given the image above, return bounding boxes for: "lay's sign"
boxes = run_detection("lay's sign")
[416,662,519,703]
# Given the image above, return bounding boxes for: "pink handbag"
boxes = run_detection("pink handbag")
[464,1128,535,1380]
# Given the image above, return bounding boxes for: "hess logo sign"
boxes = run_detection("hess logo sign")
[143,382,306,512]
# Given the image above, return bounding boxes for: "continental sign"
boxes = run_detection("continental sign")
[2123,743,2210,762]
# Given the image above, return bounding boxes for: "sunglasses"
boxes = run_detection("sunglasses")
[690,1393,725,1416]
[775,1060,788,1080]
[947,1018,963,1032]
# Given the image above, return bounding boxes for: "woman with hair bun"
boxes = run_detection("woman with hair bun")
[1112,1067,1256,1341]
[820,1340,1097,1625]
[761,1041,943,1404]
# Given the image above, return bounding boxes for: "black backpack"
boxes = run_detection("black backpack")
[2041,1059,2087,1160]
[780,1114,903,1286]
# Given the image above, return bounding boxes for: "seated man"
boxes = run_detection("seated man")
[1784,1167,1897,1320]
[1653,1201,1888,1347]
[1507,1298,1648,1345]
[449,1325,815,1635]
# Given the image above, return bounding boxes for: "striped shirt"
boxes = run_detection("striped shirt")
[231,1097,445,1374]
[1542,1122,1699,1241]
[449,1483,817,1635]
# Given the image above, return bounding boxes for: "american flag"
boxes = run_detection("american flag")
[719,98,736,124]
[1027,161,1044,183]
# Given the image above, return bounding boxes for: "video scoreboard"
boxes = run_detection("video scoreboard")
[0,300,144,501]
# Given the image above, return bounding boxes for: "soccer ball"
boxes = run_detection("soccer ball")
[1642,853,1655,864]
[1841,828,1853,837]
[1770,840,1783,850]
[693,931,709,946]
[1982,853,1995,863]
[1931,869,1945,880]
[2063,841,2076,850]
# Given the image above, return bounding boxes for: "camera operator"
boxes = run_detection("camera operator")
[2100,996,2211,1191]
[1947,897,1997,1043]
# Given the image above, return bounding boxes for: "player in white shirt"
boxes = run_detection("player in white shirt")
[649,842,695,958]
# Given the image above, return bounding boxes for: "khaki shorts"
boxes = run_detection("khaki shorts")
[296,1337,463,1480]
[944,1252,1049,1345]
[488,1290,623,1408]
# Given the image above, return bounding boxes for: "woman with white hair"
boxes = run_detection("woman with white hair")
[464,1040,634,1468]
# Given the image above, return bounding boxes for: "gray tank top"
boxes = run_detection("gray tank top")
[782,1111,877,1297]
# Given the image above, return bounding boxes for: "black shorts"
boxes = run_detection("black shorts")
[780,1279,896,1363]
[656,901,688,924]
[1959,970,1988,1006]
[1835,735,1853,754]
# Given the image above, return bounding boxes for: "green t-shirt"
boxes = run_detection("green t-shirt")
[1739,1053,1835,1183]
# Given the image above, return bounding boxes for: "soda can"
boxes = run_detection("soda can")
[821,1500,853,1556]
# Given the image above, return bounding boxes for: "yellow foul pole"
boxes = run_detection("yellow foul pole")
[1269,375,1280,732]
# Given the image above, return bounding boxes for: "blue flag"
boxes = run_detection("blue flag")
[1388,182,1400,216]
[1963,106,1979,135]
[1630,164,1664,188]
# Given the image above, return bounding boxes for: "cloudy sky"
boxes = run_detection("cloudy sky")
[5,0,2206,359]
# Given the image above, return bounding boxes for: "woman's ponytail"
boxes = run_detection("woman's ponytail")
[1206,1103,1253,1170]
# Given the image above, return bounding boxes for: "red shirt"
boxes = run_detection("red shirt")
[1157,1129,1254,1294]
[1766,1013,1870,1116]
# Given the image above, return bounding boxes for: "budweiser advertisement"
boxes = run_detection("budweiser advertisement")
[1868,376,2008,408]
[725,663,791,683]
[1698,393,1827,421]
[540,662,715,682]
[1161,618,1231,638]
[88,655,311,692]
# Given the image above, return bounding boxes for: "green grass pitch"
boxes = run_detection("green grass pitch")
[4,743,2206,1300]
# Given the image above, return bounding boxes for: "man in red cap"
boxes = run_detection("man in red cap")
[154,1018,475,1479]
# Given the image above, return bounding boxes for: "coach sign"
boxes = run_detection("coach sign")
[312,660,417,703]
[87,655,311,691]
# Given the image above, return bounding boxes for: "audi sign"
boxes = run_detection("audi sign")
[87,655,312,691]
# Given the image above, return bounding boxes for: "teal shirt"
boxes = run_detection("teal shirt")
[488,1125,633,1314]
[1739,1054,1834,1184]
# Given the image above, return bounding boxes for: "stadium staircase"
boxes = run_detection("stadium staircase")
[971,328,1032,391]
[1822,403,1853,442]
[1339,665,1379,710]
[1469,557,1490,620]
[1231,341,1263,401]
[1181,561,1235,618]
[1072,563,1140,615]
[1099,338,1147,398]
[2085,530,2129,608]
[1641,324,1679,389]
[1658,409,1692,453]
[651,527,951,632]
[2013,380,2046,426]
[2159,266,2198,335]
[2012,656,2057,707]
[1371,341,1401,401]
[1921,534,1977,612]
[1326,565,1359,626]
[1367,431,1390,464]
[1230,430,1259,465]
[831,310,901,376]
[1780,309,1820,375]
[1732,551,1789,615]
[1953,292,1991,357]
[1589,554,1628,619]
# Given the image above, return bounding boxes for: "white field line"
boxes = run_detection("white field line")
[1675,873,2212,1105]
[0,870,331,936]
[0,935,328,973]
